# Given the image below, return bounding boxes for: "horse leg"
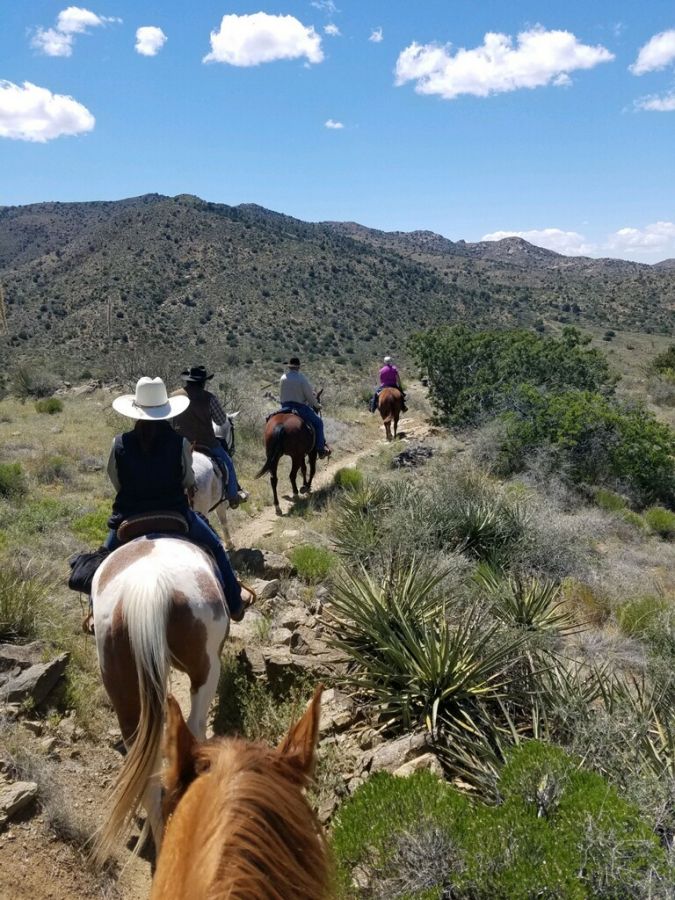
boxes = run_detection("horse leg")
[307,452,317,492]
[394,413,399,438]
[384,420,392,442]
[186,631,225,741]
[289,457,300,497]
[299,455,309,494]
[214,504,233,551]
[270,459,281,511]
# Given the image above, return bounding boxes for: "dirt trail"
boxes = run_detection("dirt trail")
[233,411,431,549]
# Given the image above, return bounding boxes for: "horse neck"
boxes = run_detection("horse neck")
[159,742,328,899]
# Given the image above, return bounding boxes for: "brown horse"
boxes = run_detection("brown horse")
[256,392,323,511]
[377,387,403,441]
[151,687,329,900]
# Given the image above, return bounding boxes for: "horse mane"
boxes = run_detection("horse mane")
[158,735,330,900]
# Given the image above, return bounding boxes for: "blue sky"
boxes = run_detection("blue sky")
[1,1,675,261]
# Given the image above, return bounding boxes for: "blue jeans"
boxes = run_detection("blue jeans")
[103,510,243,617]
[208,444,240,500]
[282,403,326,452]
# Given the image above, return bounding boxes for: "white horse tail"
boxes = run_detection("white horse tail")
[94,561,173,863]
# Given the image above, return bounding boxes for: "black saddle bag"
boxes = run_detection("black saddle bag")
[68,547,111,594]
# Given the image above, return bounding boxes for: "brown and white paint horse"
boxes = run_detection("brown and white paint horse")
[91,535,232,861]
[151,687,329,900]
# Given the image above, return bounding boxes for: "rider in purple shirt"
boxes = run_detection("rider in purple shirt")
[370,356,408,412]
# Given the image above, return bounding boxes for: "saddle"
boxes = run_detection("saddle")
[116,510,189,544]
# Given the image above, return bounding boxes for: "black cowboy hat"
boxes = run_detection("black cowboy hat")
[181,365,214,383]
[288,357,301,367]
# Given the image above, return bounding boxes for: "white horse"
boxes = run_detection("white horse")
[191,414,239,550]
[91,536,236,862]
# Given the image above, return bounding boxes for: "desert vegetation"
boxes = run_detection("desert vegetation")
[0,323,673,898]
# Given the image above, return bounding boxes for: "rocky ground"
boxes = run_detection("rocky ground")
[0,403,440,899]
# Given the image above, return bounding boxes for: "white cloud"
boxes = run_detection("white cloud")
[0,80,95,142]
[311,1,337,13]
[204,13,323,66]
[635,91,675,111]
[324,23,341,37]
[369,27,383,44]
[630,29,675,75]
[325,118,344,129]
[481,222,675,262]
[32,6,121,57]
[395,26,614,99]
[606,222,675,254]
[135,26,167,56]
[481,228,594,256]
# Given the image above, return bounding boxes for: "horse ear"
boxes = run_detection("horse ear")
[163,694,198,806]
[277,684,323,775]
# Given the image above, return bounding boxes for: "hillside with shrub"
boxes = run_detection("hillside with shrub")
[0,315,673,897]
[0,194,673,382]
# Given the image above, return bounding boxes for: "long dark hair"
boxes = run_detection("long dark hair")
[134,420,169,455]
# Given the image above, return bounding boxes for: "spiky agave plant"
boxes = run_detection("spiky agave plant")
[325,560,526,739]
[475,564,579,635]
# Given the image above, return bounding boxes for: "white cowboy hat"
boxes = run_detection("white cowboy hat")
[383,356,393,364]
[112,377,190,421]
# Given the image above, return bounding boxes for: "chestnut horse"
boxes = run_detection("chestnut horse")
[90,536,239,861]
[151,687,329,900]
[256,392,323,512]
[377,386,403,441]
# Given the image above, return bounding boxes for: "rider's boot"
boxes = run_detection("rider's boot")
[318,444,332,459]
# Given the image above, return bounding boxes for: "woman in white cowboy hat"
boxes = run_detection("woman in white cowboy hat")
[104,377,248,620]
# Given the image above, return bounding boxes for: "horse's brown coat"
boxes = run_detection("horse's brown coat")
[96,537,154,593]
[378,386,403,441]
[258,413,318,508]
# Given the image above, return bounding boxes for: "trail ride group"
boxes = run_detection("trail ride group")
[66,353,408,897]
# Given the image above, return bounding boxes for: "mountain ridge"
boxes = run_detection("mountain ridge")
[0,193,671,379]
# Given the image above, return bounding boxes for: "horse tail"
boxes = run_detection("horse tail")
[256,423,285,478]
[93,561,173,862]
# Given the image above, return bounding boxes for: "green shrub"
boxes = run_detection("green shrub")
[0,497,73,537]
[333,467,364,492]
[643,506,675,539]
[410,325,613,426]
[289,544,336,583]
[34,397,63,415]
[651,344,675,375]
[0,562,49,640]
[70,503,110,547]
[621,509,647,531]
[617,596,671,638]
[12,367,59,400]
[35,454,71,485]
[0,461,27,499]
[332,746,670,899]
[500,387,675,507]
[331,771,471,898]
[594,488,627,512]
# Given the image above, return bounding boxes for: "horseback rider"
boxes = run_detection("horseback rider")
[104,377,250,621]
[279,357,331,458]
[370,355,408,413]
[172,365,249,508]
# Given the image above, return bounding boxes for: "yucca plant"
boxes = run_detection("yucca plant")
[475,564,578,635]
[325,562,526,736]
[443,498,527,565]
[332,481,391,564]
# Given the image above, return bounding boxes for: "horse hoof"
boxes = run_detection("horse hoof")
[299,485,309,494]
[275,505,283,516]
